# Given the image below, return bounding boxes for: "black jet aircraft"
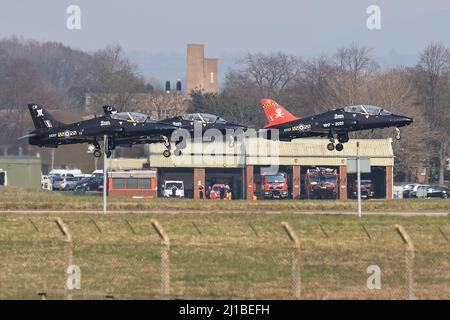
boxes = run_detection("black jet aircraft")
[20,103,177,158]
[158,112,248,155]
[260,99,413,151]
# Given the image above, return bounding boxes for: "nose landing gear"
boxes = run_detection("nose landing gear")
[163,149,171,158]
[162,136,171,158]
[394,128,401,140]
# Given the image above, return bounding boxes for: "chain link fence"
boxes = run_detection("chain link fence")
[0,217,448,299]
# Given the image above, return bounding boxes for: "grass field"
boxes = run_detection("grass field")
[0,187,448,299]
[1,186,450,212]
[0,211,448,299]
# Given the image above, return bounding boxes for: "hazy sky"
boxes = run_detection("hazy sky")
[1,0,450,80]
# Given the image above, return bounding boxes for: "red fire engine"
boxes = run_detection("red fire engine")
[261,172,288,199]
[351,179,374,199]
[304,168,338,199]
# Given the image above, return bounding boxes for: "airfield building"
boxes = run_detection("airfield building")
[110,138,394,200]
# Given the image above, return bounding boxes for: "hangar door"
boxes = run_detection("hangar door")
[205,168,244,199]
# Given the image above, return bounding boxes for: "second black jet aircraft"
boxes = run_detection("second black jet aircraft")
[158,112,248,156]
[260,99,413,151]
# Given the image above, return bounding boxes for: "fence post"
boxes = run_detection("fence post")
[55,218,73,300]
[281,222,301,299]
[395,224,415,300]
[151,219,170,298]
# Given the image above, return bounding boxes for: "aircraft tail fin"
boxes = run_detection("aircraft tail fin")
[261,99,299,128]
[27,104,63,130]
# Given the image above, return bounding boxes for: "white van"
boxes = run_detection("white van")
[49,168,82,177]
[163,181,184,198]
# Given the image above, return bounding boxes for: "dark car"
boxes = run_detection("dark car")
[75,176,102,191]
[402,183,420,198]
[427,185,450,199]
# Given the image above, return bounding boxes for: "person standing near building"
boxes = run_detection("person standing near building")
[219,185,226,199]
[198,184,205,199]
[171,184,177,197]
[225,185,232,200]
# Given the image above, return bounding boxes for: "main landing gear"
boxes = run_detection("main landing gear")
[326,131,348,152]
[91,139,114,158]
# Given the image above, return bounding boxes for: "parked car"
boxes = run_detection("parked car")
[414,185,430,198]
[53,176,81,191]
[75,176,102,191]
[402,183,421,198]
[426,185,450,199]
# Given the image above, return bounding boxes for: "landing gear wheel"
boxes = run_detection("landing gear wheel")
[93,149,102,158]
[163,149,171,158]
[106,150,112,158]
[335,143,344,152]
[395,128,401,140]
[327,143,335,151]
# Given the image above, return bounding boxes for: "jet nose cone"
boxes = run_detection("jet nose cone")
[396,116,414,127]
[400,117,414,126]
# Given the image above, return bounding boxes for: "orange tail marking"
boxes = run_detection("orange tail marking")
[261,99,299,128]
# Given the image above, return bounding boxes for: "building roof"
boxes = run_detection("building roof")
[148,138,394,168]
[109,170,156,178]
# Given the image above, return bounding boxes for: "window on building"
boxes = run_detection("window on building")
[113,178,125,189]
[139,178,151,189]
[126,178,138,189]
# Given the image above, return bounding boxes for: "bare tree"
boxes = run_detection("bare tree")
[416,43,450,184]
[86,45,145,113]
[147,92,190,120]
[231,52,302,97]
[326,44,378,106]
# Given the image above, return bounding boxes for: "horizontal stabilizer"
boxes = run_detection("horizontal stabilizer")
[17,133,38,140]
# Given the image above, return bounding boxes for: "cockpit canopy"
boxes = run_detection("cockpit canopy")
[110,112,154,123]
[343,105,392,116]
[181,113,227,124]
